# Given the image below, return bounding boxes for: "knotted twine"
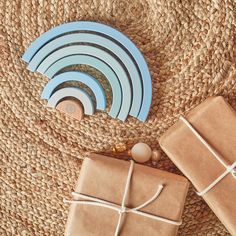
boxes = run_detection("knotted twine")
[64,160,182,236]
[180,116,236,196]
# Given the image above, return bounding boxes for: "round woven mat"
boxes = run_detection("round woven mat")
[1,0,236,235]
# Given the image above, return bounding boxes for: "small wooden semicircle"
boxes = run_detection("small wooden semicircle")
[56,99,84,121]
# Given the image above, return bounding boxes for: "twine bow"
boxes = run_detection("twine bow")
[64,160,181,236]
[180,115,236,196]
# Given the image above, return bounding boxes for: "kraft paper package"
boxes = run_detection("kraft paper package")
[64,154,189,236]
[160,96,236,235]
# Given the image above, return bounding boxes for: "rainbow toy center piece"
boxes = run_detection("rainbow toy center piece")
[22,21,152,122]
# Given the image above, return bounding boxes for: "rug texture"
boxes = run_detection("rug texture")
[1,0,236,235]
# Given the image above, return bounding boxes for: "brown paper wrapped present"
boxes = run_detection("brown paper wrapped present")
[64,154,189,236]
[159,96,236,235]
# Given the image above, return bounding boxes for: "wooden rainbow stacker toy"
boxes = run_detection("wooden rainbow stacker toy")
[22,21,152,122]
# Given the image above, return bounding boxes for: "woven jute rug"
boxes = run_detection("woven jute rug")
[1,0,236,235]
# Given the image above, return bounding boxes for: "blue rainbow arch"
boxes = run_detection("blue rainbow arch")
[22,21,152,122]
[27,33,142,118]
[42,71,106,110]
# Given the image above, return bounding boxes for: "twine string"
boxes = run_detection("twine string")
[114,160,135,236]
[64,160,182,236]
[180,115,236,196]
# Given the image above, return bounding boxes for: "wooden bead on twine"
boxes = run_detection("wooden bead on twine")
[131,142,152,163]
[113,143,127,153]
[151,149,161,162]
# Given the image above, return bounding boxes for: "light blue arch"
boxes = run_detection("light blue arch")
[45,55,122,119]
[37,45,132,121]
[41,71,106,110]
[22,21,152,121]
[27,33,142,117]
[47,87,94,115]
